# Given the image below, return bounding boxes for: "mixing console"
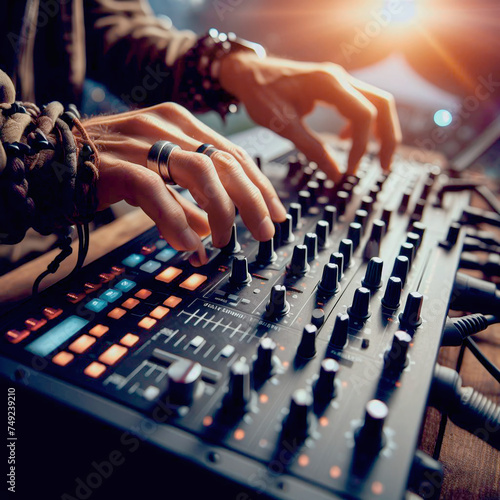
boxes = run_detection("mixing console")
[0,129,470,499]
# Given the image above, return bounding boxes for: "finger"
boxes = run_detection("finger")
[339,123,352,140]
[348,77,402,171]
[167,149,236,248]
[275,119,343,183]
[97,154,203,253]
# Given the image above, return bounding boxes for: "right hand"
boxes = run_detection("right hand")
[79,102,287,265]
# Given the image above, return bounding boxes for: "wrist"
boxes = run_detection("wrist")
[219,50,262,97]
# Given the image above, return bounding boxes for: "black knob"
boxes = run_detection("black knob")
[307,180,320,198]
[363,219,385,261]
[369,186,380,200]
[411,222,426,249]
[347,222,363,251]
[298,190,311,213]
[304,233,318,261]
[381,276,402,310]
[329,252,344,280]
[318,263,340,296]
[166,359,202,406]
[230,256,251,285]
[356,400,388,452]
[339,239,353,270]
[289,202,302,229]
[375,174,387,187]
[391,255,410,287]
[254,337,276,380]
[381,208,392,231]
[336,191,349,216]
[315,220,330,249]
[354,209,369,229]
[361,257,384,290]
[315,171,328,190]
[280,214,295,245]
[342,182,354,199]
[444,222,460,247]
[346,174,360,186]
[406,232,420,254]
[257,239,277,264]
[399,291,423,330]
[282,389,312,441]
[311,308,325,328]
[348,287,371,321]
[288,157,302,177]
[399,242,415,267]
[384,330,411,373]
[314,358,339,403]
[360,196,374,212]
[297,324,317,359]
[224,359,252,409]
[412,199,426,221]
[428,165,441,180]
[323,205,337,231]
[420,178,434,199]
[221,224,241,254]
[266,285,290,318]
[273,222,281,250]
[287,245,310,276]
[329,312,349,349]
[399,190,412,213]
[298,167,314,188]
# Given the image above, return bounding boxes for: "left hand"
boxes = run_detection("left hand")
[220,53,402,182]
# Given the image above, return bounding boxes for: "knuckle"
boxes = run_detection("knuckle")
[131,113,155,129]
[192,154,216,177]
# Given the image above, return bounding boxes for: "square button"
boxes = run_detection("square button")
[155,239,167,249]
[99,344,128,365]
[122,298,140,310]
[84,361,106,378]
[150,306,170,320]
[155,267,182,284]
[100,288,123,303]
[108,308,126,320]
[122,253,145,268]
[52,351,74,367]
[163,296,182,308]
[156,248,177,262]
[68,334,96,354]
[138,317,157,330]
[89,324,109,337]
[85,298,107,313]
[120,333,139,347]
[135,289,152,300]
[115,279,137,292]
[179,273,207,291]
[140,260,161,274]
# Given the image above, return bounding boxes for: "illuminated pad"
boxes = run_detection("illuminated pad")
[89,324,109,337]
[108,308,126,320]
[138,317,157,330]
[84,361,106,378]
[163,296,182,308]
[155,267,182,283]
[115,279,136,292]
[150,306,170,320]
[156,248,177,262]
[140,260,161,274]
[52,351,74,367]
[100,288,123,303]
[122,298,140,310]
[68,334,96,354]
[99,344,128,365]
[5,329,30,344]
[120,333,139,347]
[135,289,152,300]
[180,273,207,291]
[121,253,145,268]
[85,298,108,313]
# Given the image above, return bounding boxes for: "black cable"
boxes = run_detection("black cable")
[460,206,500,228]
[466,228,500,247]
[429,364,500,450]
[441,314,499,346]
[450,272,500,313]
[460,252,500,276]
[462,237,500,254]
[465,338,500,384]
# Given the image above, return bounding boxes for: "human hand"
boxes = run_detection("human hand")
[79,102,287,265]
[220,53,402,182]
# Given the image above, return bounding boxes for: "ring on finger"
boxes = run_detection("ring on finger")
[147,140,181,185]
[196,143,218,158]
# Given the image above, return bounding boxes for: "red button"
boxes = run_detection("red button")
[66,292,86,304]
[99,273,114,283]
[111,266,124,275]
[25,318,47,331]
[43,307,63,320]
[5,329,30,344]
[84,282,102,294]
[141,244,156,255]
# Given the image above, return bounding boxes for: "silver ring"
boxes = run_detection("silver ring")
[196,143,218,158]
[147,140,180,185]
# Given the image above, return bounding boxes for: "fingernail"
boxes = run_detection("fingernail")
[269,197,287,221]
[180,227,201,251]
[258,216,275,241]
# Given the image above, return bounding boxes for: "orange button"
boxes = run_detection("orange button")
[43,307,63,320]
[141,244,156,255]
[84,361,106,378]
[89,324,109,338]
[122,298,140,310]
[163,296,182,308]
[25,318,47,331]
[155,266,182,284]
[111,266,124,275]
[68,334,96,354]
[108,307,126,320]
[66,292,86,304]
[138,317,157,330]
[84,282,102,294]
[5,329,30,344]
[120,333,139,347]
[52,351,74,367]
[150,306,170,320]
[99,272,114,283]
[99,344,128,365]
[135,289,152,300]
[179,273,207,291]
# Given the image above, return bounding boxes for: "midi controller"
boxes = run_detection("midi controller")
[0,129,470,499]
